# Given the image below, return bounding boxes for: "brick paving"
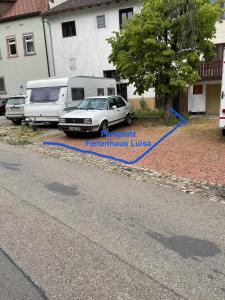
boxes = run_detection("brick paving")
[45,119,225,185]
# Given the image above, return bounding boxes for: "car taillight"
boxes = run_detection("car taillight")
[222,109,225,114]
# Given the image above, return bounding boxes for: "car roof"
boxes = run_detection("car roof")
[8,95,25,98]
[86,96,120,99]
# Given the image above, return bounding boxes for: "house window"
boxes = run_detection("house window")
[23,33,35,55]
[193,85,203,95]
[97,15,106,29]
[108,87,116,96]
[6,37,17,57]
[71,88,85,101]
[0,77,6,94]
[62,21,76,38]
[97,88,104,96]
[119,8,133,29]
[69,58,76,70]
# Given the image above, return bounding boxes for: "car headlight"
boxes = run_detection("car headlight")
[83,118,92,124]
[60,118,66,123]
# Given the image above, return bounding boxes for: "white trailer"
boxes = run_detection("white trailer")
[24,76,117,124]
[220,50,225,136]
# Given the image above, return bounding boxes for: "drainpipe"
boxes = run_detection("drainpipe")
[43,18,56,77]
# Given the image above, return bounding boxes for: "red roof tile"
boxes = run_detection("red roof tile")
[1,0,48,20]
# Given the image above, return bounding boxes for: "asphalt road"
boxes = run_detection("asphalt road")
[0,142,225,299]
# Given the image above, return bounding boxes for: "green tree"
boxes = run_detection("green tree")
[108,0,223,119]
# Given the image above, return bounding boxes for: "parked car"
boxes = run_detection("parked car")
[58,96,133,137]
[5,95,26,125]
[0,98,8,115]
[24,76,116,125]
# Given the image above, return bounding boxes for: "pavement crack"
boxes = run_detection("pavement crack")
[0,248,48,300]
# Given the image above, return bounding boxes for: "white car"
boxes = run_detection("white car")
[5,95,26,125]
[58,96,133,137]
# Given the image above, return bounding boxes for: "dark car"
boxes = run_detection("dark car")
[0,98,8,115]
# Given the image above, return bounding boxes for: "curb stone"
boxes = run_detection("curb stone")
[25,142,225,204]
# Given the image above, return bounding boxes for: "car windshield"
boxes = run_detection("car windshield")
[7,97,25,105]
[29,87,60,103]
[77,98,108,110]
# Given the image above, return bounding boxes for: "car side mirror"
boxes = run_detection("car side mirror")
[112,105,117,110]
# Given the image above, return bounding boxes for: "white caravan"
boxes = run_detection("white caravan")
[24,76,117,123]
[220,51,225,136]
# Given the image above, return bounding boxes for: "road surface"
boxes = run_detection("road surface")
[0,142,225,299]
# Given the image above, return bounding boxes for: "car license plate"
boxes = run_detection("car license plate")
[69,127,80,131]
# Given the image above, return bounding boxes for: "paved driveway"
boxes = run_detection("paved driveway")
[45,119,225,185]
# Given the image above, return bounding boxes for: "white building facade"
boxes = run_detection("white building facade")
[188,21,225,115]
[0,16,51,97]
[0,0,53,98]
[46,0,155,110]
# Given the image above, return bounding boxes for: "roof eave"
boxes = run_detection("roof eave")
[0,11,41,23]
[44,0,121,17]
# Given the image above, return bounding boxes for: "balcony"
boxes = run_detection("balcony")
[199,59,223,81]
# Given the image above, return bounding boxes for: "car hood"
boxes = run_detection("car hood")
[62,109,105,118]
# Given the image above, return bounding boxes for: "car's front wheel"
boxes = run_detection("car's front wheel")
[125,114,132,126]
[12,120,22,125]
[63,130,75,138]
[98,120,108,137]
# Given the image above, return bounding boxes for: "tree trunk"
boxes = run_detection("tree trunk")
[163,93,173,120]
[178,88,189,117]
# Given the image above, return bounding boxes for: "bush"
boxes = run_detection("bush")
[140,98,148,111]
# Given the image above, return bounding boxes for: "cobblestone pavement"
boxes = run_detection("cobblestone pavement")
[44,119,225,186]
[1,115,224,201]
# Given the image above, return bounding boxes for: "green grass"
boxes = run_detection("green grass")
[134,109,164,118]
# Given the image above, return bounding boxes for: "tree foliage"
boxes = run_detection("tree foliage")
[108,0,223,105]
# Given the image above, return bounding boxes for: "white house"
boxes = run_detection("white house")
[45,0,155,110]
[0,0,52,98]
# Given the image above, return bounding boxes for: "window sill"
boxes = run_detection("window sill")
[7,55,19,58]
[24,53,36,56]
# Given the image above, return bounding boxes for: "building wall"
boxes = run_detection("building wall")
[213,20,225,44]
[188,83,206,113]
[47,0,155,106]
[188,80,221,114]
[188,20,225,113]
[0,16,49,97]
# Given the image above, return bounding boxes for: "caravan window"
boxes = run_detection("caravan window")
[30,87,60,103]
[97,88,104,96]
[72,88,85,101]
[108,87,116,96]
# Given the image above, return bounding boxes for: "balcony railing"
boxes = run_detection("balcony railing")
[199,60,223,81]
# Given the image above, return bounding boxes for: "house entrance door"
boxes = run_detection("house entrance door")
[206,84,221,115]
[117,83,127,100]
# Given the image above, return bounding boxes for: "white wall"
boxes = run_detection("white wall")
[213,20,225,44]
[47,0,155,101]
[0,16,49,97]
[188,84,206,113]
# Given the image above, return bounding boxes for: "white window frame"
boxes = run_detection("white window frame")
[96,15,106,29]
[6,36,18,57]
[23,33,35,55]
